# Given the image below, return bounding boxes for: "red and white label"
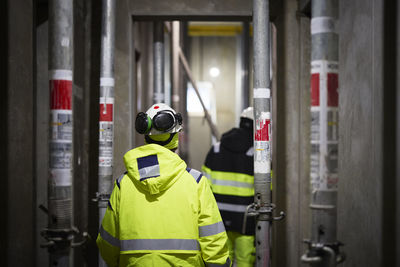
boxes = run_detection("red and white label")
[49,70,73,110]
[255,119,270,141]
[100,104,113,121]
[311,73,320,106]
[99,97,114,122]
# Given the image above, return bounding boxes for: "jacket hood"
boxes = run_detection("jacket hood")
[220,127,253,153]
[123,144,187,195]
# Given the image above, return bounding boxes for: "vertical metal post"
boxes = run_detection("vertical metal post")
[98,0,116,266]
[153,21,165,103]
[252,0,280,266]
[302,0,344,266]
[47,0,74,265]
[242,21,250,110]
[171,21,180,110]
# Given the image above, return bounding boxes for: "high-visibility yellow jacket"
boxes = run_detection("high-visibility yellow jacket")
[97,144,231,267]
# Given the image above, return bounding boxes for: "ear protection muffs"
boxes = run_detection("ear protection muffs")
[135,112,152,134]
[152,110,182,132]
[135,110,182,134]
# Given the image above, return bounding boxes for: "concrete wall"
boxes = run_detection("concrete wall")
[36,20,49,267]
[113,0,136,177]
[5,0,36,265]
[337,0,383,266]
[273,0,311,266]
[338,0,399,266]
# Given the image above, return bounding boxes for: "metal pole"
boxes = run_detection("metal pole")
[302,0,344,265]
[171,21,180,111]
[46,0,74,265]
[153,21,165,103]
[97,0,116,266]
[241,21,250,110]
[252,0,272,266]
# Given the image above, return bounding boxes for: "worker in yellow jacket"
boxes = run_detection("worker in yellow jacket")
[97,103,231,267]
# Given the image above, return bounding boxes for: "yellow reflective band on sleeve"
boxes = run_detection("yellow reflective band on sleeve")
[100,225,120,248]
[120,239,200,252]
[199,221,226,237]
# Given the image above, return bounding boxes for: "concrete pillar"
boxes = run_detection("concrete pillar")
[273,0,311,266]
[36,20,50,267]
[5,0,36,265]
[337,0,385,266]
[114,0,135,175]
[397,1,400,265]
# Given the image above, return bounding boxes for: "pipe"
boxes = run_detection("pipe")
[98,0,116,266]
[304,0,340,266]
[153,21,165,103]
[47,0,74,265]
[171,21,180,111]
[241,21,250,110]
[253,0,272,266]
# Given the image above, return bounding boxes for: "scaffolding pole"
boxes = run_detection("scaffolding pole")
[301,0,345,266]
[97,0,116,266]
[171,21,180,111]
[250,0,284,266]
[153,21,165,103]
[44,0,74,266]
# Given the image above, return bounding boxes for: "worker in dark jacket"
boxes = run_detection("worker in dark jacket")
[202,107,255,267]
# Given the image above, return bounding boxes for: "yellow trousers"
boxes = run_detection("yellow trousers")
[227,231,255,267]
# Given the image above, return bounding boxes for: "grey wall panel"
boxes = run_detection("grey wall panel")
[273,0,311,266]
[36,20,49,267]
[7,0,35,264]
[337,0,384,266]
[114,0,135,177]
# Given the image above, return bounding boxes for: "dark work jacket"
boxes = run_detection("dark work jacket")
[202,127,255,235]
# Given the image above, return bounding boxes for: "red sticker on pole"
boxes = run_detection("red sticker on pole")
[255,119,270,141]
[50,80,72,110]
[327,73,338,107]
[311,73,320,106]
[99,104,113,122]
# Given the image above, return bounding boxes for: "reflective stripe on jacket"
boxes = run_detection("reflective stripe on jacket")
[97,144,230,267]
[202,127,256,235]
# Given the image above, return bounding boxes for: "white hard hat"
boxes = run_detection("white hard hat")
[240,107,254,120]
[135,103,183,135]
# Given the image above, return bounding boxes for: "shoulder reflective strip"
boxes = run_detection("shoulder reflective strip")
[116,173,125,189]
[246,146,254,156]
[213,142,221,153]
[217,202,249,212]
[100,225,120,248]
[211,179,253,188]
[188,168,203,183]
[199,221,225,237]
[120,239,200,251]
[207,257,231,267]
